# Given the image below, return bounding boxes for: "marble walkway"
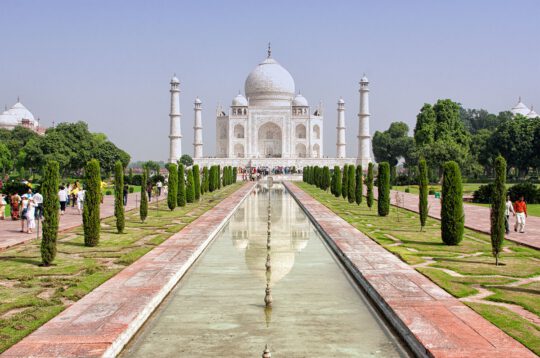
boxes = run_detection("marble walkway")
[0,192,153,251]
[285,181,535,357]
[377,187,540,250]
[1,182,255,357]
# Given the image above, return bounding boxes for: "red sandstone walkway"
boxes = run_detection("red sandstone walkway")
[376,187,540,250]
[285,182,535,358]
[1,182,255,358]
[0,192,155,251]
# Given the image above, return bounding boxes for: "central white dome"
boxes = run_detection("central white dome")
[244,57,295,105]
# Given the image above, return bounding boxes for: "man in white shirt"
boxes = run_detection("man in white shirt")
[156,180,163,197]
[58,186,68,215]
[33,192,43,220]
[505,195,515,234]
[77,189,85,214]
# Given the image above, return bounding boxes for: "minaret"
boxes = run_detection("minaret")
[336,97,346,158]
[357,75,372,166]
[193,97,203,158]
[168,75,182,163]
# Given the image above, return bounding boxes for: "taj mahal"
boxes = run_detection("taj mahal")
[167,45,373,169]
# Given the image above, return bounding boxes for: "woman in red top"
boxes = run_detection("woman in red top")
[514,196,527,233]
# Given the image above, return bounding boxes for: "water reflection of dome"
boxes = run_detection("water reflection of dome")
[245,243,296,285]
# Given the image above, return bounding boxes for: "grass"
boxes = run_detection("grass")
[393,183,488,195]
[296,182,540,355]
[469,202,540,218]
[0,182,243,353]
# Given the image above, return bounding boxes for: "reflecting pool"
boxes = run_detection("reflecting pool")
[121,183,409,357]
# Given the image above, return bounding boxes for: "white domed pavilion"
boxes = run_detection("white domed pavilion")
[0,99,45,134]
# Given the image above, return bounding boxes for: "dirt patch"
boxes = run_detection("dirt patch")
[0,280,17,288]
[1,307,29,319]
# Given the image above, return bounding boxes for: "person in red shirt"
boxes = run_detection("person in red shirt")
[514,196,527,233]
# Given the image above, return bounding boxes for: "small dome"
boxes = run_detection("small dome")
[232,93,248,106]
[292,93,308,107]
[194,97,202,104]
[245,57,295,103]
[528,107,539,118]
[360,75,369,83]
[170,75,180,84]
[7,102,36,126]
[338,97,345,104]
[511,98,530,116]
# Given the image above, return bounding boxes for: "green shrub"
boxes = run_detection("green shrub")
[114,161,125,233]
[177,164,186,206]
[342,164,348,199]
[405,188,410,193]
[355,165,362,205]
[418,159,428,231]
[209,166,216,192]
[193,164,201,200]
[105,190,112,195]
[186,168,195,203]
[323,166,331,191]
[473,183,495,204]
[367,162,374,209]
[167,163,178,210]
[441,161,464,245]
[348,165,356,203]
[428,189,435,195]
[203,166,209,193]
[83,159,101,247]
[377,162,390,216]
[140,171,148,222]
[217,165,221,189]
[128,186,134,193]
[233,167,237,183]
[334,166,342,198]
[507,182,539,203]
[491,156,506,265]
[41,160,59,266]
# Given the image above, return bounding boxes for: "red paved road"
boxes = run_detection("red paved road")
[1,182,255,358]
[376,187,540,250]
[286,182,535,358]
[0,192,158,251]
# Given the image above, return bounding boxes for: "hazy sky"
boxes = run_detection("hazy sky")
[1,0,539,161]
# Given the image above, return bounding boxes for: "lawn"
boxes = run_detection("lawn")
[469,202,540,218]
[393,183,487,195]
[296,182,540,355]
[0,182,243,353]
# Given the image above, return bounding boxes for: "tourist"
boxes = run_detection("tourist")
[26,198,37,234]
[101,180,107,203]
[0,193,7,220]
[514,196,527,233]
[58,185,68,215]
[123,184,129,206]
[77,187,85,214]
[156,180,163,196]
[22,188,33,200]
[33,191,44,220]
[20,196,29,232]
[147,182,153,201]
[504,195,515,234]
[10,192,21,220]
[70,183,79,208]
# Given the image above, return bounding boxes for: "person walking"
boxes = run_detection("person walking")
[10,192,21,220]
[26,198,37,234]
[514,196,528,233]
[77,187,85,214]
[0,193,7,220]
[156,180,163,197]
[20,196,29,232]
[59,185,68,215]
[504,195,515,234]
[70,183,79,208]
[123,184,129,206]
[33,191,43,220]
[147,182,153,202]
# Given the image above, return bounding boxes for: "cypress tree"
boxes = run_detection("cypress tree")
[441,161,464,245]
[390,165,397,188]
[367,162,374,209]
[203,166,209,193]
[418,159,428,231]
[41,160,59,266]
[355,165,363,205]
[114,161,125,233]
[233,167,237,183]
[323,166,331,191]
[217,165,221,189]
[341,164,348,199]
[193,164,201,200]
[140,170,148,222]
[167,163,178,210]
[177,164,186,206]
[83,159,101,247]
[377,162,390,217]
[186,168,195,203]
[209,166,216,192]
[334,166,342,198]
[222,166,227,187]
[314,166,320,188]
[348,165,356,203]
[491,156,506,265]
[303,167,307,182]
[128,167,133,185]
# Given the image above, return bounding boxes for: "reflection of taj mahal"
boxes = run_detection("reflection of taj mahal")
[168,45,372,168]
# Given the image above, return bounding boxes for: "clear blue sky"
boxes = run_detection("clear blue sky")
[1,0,539,161]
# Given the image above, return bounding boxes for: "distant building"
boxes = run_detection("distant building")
[0,99,46,134]
[510,97,539,118]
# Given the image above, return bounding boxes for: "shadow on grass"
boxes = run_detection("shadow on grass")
[434,257,494,265]
[489,286,540,295]
[0,256,42,266]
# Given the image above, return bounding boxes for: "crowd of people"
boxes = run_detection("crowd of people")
[505,195,529,234]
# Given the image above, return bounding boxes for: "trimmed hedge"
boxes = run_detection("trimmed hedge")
[377,162,390,216]
[114,161,125,233]
[186,168,195,203]
[140,171,148,222]
[441,161,464,245]
[177,164,186,207]
[491,156,506,265]
[193,164,201,200]
[355,165,362,205]
[167,163,178,210]
[41,160,60,266]
[347,165,356,203]
[367,162,374,209]
[83,159,101,247]
[418,159,428,230]
[342,164,348,199]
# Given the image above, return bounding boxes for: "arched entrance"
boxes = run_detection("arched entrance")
[258,122,282,158]
[234,143,245,158]
[295,143,306,158]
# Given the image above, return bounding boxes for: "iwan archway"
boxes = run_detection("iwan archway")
[258,122,282,158]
